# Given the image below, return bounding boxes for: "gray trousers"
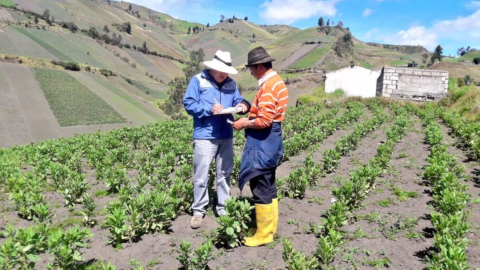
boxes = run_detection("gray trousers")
[192,139,233,216]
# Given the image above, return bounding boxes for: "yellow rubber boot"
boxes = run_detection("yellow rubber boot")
[272,198,278,235]
[243,203,274,247]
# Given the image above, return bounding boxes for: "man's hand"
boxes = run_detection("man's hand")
[236,103,248,113]
[232,118,251,130]
[212,104,224,114]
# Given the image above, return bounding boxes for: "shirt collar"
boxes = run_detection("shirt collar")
[258,70,277,86]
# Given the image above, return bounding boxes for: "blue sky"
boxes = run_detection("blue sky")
[126,0,480,56]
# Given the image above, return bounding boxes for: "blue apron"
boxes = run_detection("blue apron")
[239,122,283,191]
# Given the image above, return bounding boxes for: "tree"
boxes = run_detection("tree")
[326,19,330,26]
[337,20,343,28]
[220,15,225,22]
[125,22,131,34]
[252,33,256,40]
[161,49,205,119]
[34,16,39,24]
[103,25,110,33]
[43,9,51,25]
[473,57,480,65]
[142,41,148,53]
[430,45,443,63]
[318,17,324,27]
[128,4,132,11]
[332,20,335,25]
[244,16,248,21]
[206,22,209,28]
[457,47,465,57]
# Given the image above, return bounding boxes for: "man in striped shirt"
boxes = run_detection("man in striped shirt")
[232,46,288,247]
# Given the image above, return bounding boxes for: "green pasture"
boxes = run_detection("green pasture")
[272,27,337,46]
[13,27,74,62]
[0,27,57,60]
[359,61,375,69]
[0,0,15,8]
[291,45,332,69]
[89,74,164,122]
[444,51,480,63]
[32,68,125,126]
[131,79,166,99]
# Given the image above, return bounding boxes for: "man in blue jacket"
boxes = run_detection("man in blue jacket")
[184,50,250,229]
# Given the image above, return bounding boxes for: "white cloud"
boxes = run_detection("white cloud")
[259,0,340,25]
[433,9,480,39]
[373,9,480,51]
[364,28,378,40]
[363,8,373,17]
[466,1,480,9]
[379,26,438,50]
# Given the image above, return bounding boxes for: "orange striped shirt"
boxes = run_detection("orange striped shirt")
[249,70,289,128]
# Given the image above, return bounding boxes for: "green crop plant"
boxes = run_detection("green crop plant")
[214,197,253,249]
[315,229,343,265]
[322,149,341,173]
[81,193,97,227]
[177,240,213,270]
[46,226,92,269]
[104,201,128,249]
[282,238,319,270]
[282,169,309,199]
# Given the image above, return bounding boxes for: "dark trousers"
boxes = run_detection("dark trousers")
[249,171,277,204]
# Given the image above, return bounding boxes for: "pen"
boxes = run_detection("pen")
[214,98,219,104]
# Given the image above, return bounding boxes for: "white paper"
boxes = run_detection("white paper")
[215,107,242,115]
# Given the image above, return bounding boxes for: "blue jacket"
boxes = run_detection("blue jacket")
[183,70,249,139]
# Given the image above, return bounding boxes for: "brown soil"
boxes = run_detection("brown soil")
[1,109,480,270]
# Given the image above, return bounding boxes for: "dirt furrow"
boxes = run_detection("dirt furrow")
[332,116,432,269]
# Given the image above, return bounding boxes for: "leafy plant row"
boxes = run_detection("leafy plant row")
[0,223,92,270]
[283,102,364,159]
[422,109,471,270]
[321,101,388,174]
[441,111,480,160]
[282,106,410,269]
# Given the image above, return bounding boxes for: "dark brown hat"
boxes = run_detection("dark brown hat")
[245,46,275,66]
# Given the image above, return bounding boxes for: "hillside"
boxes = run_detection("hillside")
[0,0,477,147]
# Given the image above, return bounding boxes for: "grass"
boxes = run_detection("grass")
[0,0,15,8]
[291,45,332,69]
[443,78,480,121]
[32,67,125,126]
[13,27,74,62]
[296,85,345,105]
[131,80,166,99]
[91,74,164,122]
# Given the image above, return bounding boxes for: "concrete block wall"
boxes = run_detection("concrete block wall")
[377,67,449,101]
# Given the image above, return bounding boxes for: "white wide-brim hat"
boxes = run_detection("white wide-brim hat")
[203,50,238,74]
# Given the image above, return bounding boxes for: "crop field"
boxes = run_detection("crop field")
[0,0,15,7]
[291,45,332,69]
[0,27,57,60]
[32,68,125,126]
[0,99,479,270]
[13,27,74,62]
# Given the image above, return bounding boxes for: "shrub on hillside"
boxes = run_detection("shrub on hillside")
[51,60,80,71]
[61,21,78,33]
[99,69,116,77]
[473,57,480,65]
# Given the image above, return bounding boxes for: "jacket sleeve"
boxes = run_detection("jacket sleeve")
[183,76,213,118]
[232,85,251,115]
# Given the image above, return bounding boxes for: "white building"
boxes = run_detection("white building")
[325,65,380,98]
